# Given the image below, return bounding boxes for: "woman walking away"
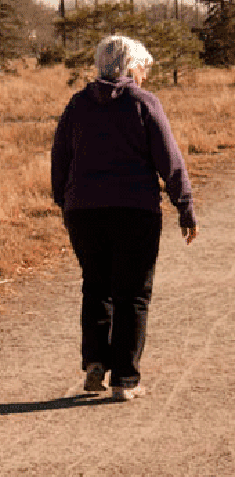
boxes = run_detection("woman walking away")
[51,35,198,402]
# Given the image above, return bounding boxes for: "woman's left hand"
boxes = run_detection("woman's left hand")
[181,225,199,245]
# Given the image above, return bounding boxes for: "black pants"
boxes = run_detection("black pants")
[64,207,162,388]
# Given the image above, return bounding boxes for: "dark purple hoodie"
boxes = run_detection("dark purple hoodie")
[51,76,197,228]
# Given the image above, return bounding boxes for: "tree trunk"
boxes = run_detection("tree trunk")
[174,1,178,85]
[60,0,66,48]
[175,0,179,19]
[173,67,178,85]
[130,0,134,16]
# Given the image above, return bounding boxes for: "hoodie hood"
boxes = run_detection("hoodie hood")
[85,76,135,105]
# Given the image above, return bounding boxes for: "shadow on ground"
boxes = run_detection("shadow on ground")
[0,394,118,415]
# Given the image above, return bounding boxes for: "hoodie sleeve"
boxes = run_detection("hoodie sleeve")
[144,94,197,228]
[51,101,73,210]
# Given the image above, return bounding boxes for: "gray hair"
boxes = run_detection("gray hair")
[95,35,154,79]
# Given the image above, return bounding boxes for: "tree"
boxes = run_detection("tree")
[17,0,57,54]
[0,0,57,65]
[142,1,205,28]
[198,0,235,65]
[0,0,23,65]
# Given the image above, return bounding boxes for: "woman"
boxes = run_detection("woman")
[51,35,198,401]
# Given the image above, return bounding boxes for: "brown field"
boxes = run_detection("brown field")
[1,59,235,282]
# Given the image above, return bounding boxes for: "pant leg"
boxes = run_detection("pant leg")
[64,207,162,386]
[109,208,162,388]
[64,209,113,372]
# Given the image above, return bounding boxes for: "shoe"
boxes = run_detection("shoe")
[112,384,146,401]
[84,363,108,392]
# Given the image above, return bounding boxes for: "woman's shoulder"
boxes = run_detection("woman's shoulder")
[128,83,163,115]
[128,83,161,105]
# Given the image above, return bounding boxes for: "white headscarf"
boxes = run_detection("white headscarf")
[95,35,154,79]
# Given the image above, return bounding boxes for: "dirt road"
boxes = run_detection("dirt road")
[1,162,235,476]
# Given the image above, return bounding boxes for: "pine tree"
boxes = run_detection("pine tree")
[0,0,23,65]
[199,0,235,65]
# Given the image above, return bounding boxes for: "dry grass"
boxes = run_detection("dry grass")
[158,68,235,156]
[0,61,235,283]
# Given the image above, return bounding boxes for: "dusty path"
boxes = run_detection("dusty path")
[1,162,235,476]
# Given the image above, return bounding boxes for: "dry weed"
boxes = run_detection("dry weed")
[157,68,235,160]
[0,63,72,121]
[1,122,55,152]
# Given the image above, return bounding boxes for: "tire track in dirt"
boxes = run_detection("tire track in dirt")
[155,312,232,422]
